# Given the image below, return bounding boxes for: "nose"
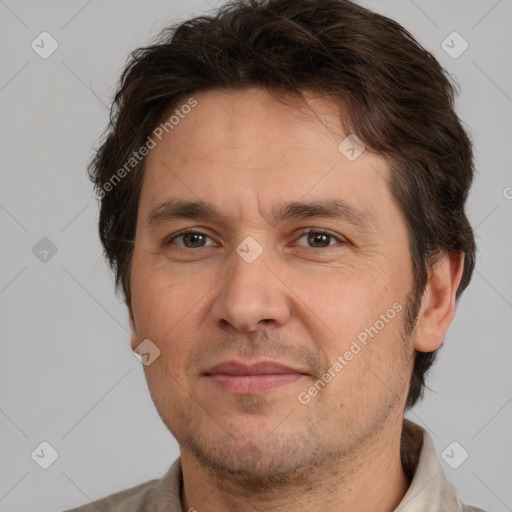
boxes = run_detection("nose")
[211,246,291,334]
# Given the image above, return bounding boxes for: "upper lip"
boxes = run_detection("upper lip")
[204,360,308,376]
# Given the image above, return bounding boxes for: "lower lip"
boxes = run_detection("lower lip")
[207,373,304,393]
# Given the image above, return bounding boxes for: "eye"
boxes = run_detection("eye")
[294,229,344,248]
[167,229,216,248]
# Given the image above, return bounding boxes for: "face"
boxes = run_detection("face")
[128,87,417,483]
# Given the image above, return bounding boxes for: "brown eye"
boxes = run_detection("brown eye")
[296,230,343,248]
[168,230,214,248]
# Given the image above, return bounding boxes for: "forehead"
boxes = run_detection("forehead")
[139,87,397,229]
[160,87,347,158]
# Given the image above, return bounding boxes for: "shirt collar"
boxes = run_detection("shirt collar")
[395,418,462,511]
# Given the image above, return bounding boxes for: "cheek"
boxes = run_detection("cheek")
[292,271,396,343]
[131,269,189,347]
[130,266,212,376]
[319,311,410,417]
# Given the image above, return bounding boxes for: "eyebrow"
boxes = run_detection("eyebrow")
[146,198,376,230]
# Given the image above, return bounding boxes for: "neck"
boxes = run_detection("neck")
[180,416,410,512]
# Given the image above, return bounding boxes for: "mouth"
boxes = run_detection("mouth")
[203,360,309,394]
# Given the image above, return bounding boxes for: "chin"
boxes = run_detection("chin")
[179,423,341,490]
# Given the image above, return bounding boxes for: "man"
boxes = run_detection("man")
[67,0,485,510]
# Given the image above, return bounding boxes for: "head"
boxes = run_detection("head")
[89,0,475,482]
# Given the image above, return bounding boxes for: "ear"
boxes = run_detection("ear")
[413,251,465,353]
[128,305,138,352]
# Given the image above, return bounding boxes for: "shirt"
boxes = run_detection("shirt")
[62,419,488,512]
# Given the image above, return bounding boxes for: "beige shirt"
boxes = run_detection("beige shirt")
[63,419,487,512]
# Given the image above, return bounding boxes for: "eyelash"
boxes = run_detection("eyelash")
[166,228,345,249]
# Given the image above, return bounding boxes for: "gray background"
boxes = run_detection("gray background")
[0,0,511,510]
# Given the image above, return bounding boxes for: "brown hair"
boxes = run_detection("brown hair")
[88,0,476,408]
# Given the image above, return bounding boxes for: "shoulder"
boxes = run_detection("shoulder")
[61,477,160,512]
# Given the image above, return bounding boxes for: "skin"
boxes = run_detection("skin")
[128,87,464,512]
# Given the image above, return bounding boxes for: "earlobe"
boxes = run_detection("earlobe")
[413,251,465,353]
